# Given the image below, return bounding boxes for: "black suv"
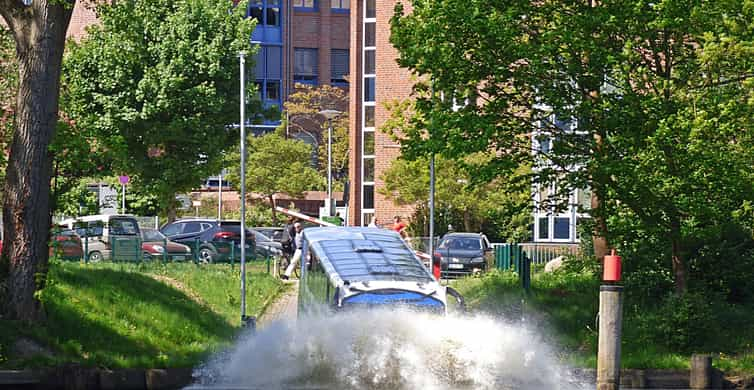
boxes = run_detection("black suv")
[160,219,260,262]
[433,232,493,277]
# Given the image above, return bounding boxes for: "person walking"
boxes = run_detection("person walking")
[283,222,304,280]
[281,216,297,258]
[368,216,378,228]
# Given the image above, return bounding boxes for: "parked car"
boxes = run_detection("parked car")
[433,232,493,277]
[250,229,283,259]
[251,227,285,243]
[160,219,256,263]
[140,228,192,261]
[64,214,141,262]
[49,229,85,259]
[159,218,217,245]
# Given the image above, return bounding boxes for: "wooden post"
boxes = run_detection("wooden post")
[597,285,623,390]
[690,354,713,389]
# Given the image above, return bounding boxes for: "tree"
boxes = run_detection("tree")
[224,133,324,224]
[0,0,75,321]
[62,0,255,222]
[283,84,349,190]
[380,152,531,241]
[390,0,754,294]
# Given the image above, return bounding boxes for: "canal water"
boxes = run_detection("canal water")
[189,308,589,390]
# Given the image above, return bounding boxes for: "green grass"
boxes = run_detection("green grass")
[453,269,754,374]
[0,260,286,369]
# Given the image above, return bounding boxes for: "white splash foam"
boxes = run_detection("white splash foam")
[192,309,587,390]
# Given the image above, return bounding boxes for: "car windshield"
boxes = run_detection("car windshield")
[439,237,481,250]
[142,229,165,241]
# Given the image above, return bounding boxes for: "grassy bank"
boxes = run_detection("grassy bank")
[0,260,286,369]
[453,270,754,374]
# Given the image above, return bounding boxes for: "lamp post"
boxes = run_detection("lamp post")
[239,50,248,326]
[319,109,342,216]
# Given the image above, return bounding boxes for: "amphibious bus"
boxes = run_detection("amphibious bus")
[298,227,464,316]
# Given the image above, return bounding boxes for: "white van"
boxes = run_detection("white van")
[61,214,141,261]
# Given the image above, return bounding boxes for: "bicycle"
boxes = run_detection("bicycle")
[277,249,300,279]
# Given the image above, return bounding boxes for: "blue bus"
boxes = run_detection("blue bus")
[298,227,465,316]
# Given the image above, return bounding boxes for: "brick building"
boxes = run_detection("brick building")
[347,0,413,227]
[244,0,351,133]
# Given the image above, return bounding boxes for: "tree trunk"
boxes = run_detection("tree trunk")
[591,188,610,260]
[269,195,277,225]
[0,1,74,322]
[670,217,687,295]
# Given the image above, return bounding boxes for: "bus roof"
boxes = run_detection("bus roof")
[303,227,435,285]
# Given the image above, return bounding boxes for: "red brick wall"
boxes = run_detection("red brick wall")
[348,0,415,227]
[66,0,101,40]
[290,0,350,90]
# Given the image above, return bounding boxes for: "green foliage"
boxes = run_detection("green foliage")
[224,133,324,223]
[52,181,99,217]
[455,267,754,371]
[0,261,284,368]
[284,84,349,190]
[62,0,256,214]
[390,0,754,294]
[379,152,531,241]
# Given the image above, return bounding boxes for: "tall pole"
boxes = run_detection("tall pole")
[121,184,126,214]
[239,51,247,324]
[429,154,435,262]
[327,118,333,216]
[428,80,436,273]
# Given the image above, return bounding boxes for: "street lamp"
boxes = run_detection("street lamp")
[319,109,342,217]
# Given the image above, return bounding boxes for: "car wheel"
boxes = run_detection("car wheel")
[198,247,215,263]
[142,252,153,261]
[89,251,103,263]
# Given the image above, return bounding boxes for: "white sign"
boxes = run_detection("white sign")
[192,200,202,207]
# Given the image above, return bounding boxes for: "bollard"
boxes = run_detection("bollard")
[690,354,713,389]
[597,285,623,390]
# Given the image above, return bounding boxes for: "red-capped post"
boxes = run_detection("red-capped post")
[598,249,624,390]
[603,249,622,282]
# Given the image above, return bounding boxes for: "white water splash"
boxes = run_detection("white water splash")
[191,309,587,390]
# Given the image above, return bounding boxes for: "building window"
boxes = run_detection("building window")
[363,158,375,182]
[294,48,318,85]
[363,185,374,209]
[554,217,570,240]
[331,49,349,85]
[364,22,376,47]
[365,0,375,18]
[253,45,283,108]
[364,77,375,102]
[364,106,375,128]
[364,50,375,75]
[266,81,280,101]
[293,0,316,10]
[537,217,549,240]
[248,0,281,26]
[331,0,349,10]
[363,131,374,155]
[362,212,374,227]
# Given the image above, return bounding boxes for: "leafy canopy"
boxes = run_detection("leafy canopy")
[62,0,256,212]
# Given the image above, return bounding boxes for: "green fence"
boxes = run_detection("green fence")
[50,227,277,274]
[494,243,531,292]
